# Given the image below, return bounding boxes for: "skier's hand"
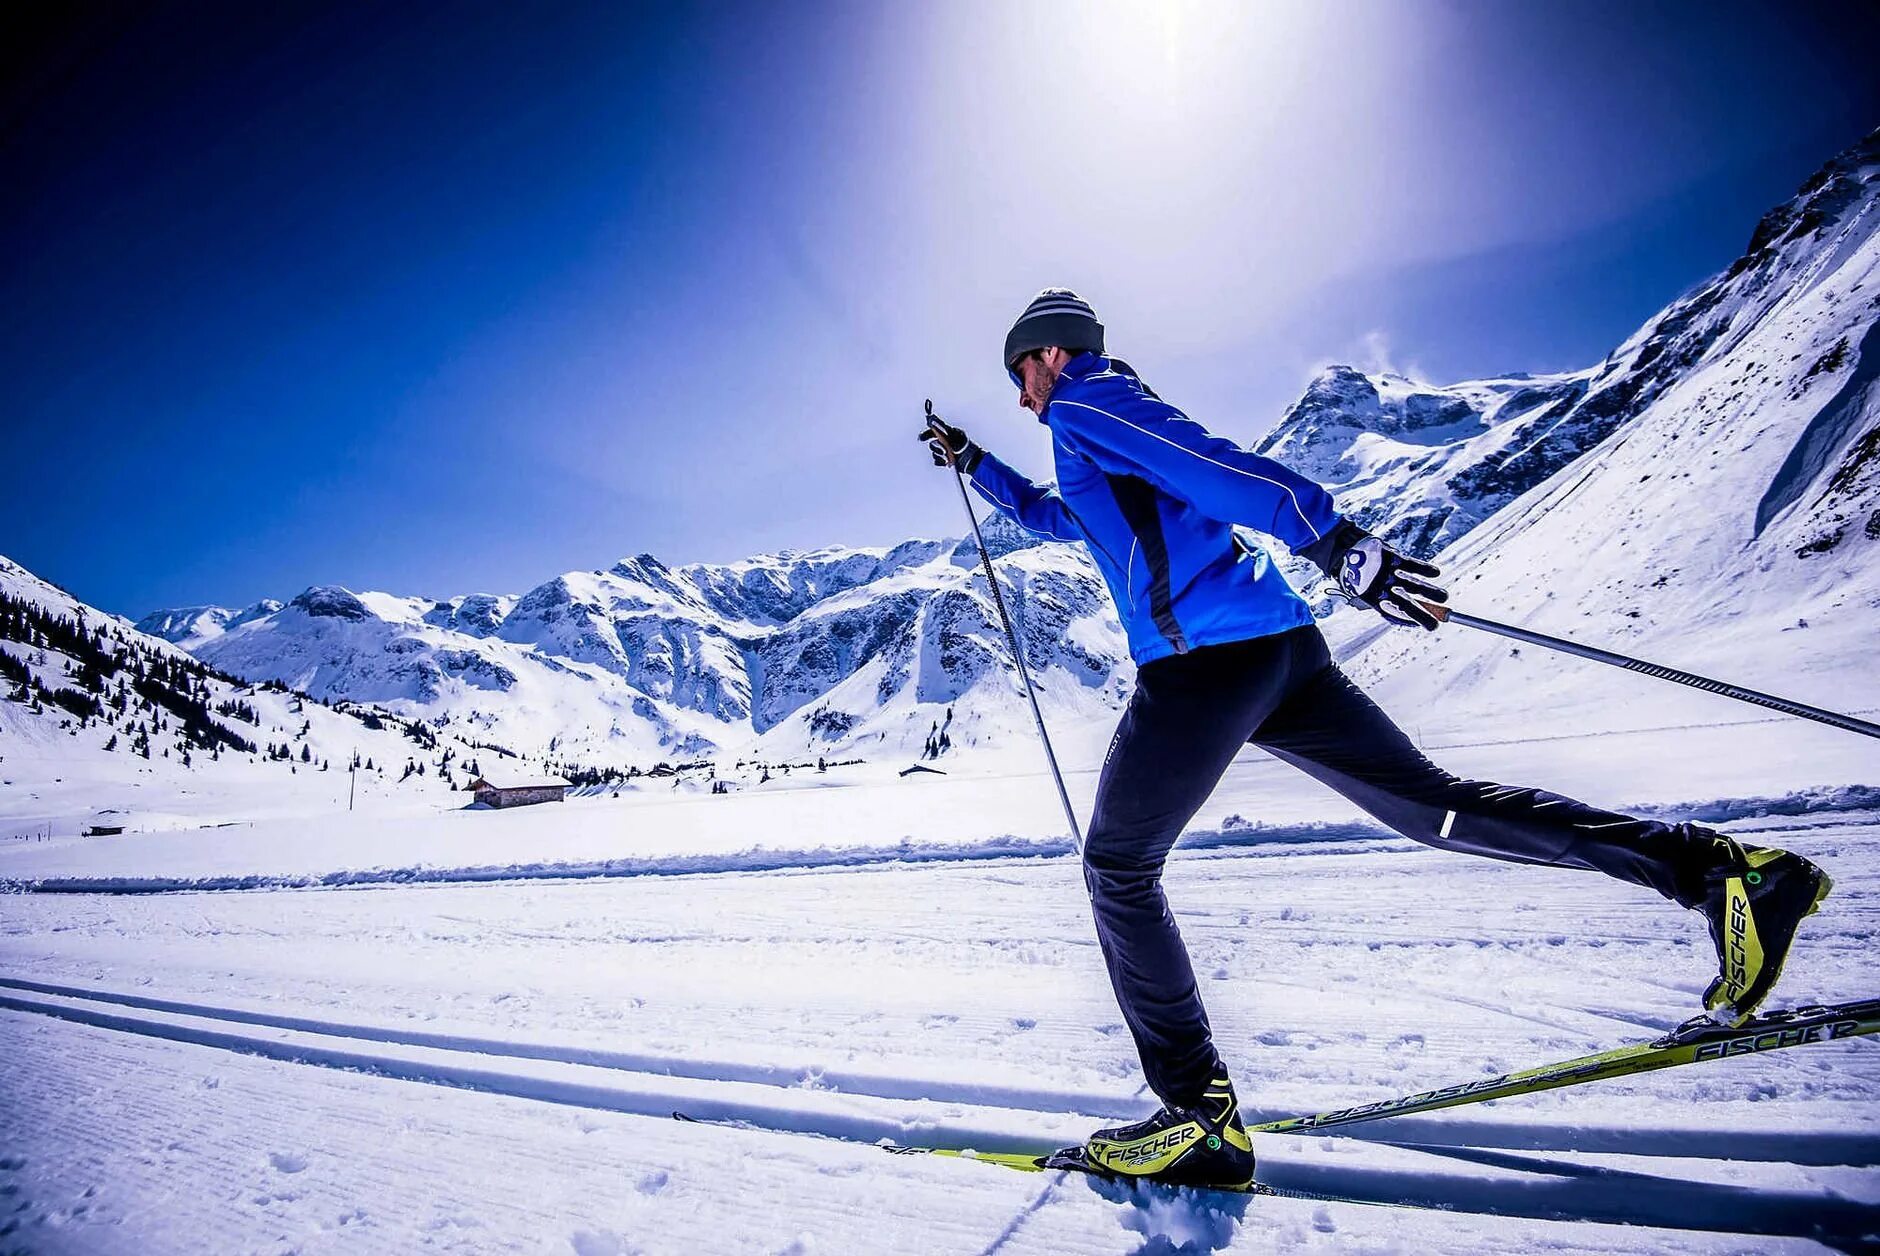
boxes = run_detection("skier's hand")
[1346,540,1446,630]
[1303,520,1448,630]
[917,402,984,474]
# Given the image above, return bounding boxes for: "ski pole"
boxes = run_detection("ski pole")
[926,400,1084,850]
[1400,597,1880,742]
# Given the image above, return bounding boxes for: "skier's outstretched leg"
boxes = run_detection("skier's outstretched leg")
[1250,632,1831,1022]
[1075,626,1324,1185]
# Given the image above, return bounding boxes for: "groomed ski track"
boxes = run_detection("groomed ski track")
[5,807,1878,1252]
[3,982,1876,1244]
[2,974,1875,1167]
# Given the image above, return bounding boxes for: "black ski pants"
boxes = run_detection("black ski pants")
[1084,624,1717,1108]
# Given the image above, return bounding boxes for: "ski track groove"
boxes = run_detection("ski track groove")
[0,973,1140,1123]
[7,993,1877,1247]
[4,976,1878,1171]
[0,1008,1035,1256]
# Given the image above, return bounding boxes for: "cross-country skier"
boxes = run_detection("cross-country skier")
[917,288,1834,1189]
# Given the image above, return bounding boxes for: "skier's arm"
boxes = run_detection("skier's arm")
[969,452,1083,542]
[1049,395,1339,552]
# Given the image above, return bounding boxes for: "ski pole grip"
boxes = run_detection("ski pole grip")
[924,398,959,468]
[1417,599,1451,624]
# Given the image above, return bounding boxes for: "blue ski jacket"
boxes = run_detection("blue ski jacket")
[969,353,1343,666]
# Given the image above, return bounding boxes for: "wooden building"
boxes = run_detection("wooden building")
[466,768,571,810]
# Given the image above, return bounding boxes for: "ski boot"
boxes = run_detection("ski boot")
[1076,1075,1255,1188]
[1697,837,1832,1026]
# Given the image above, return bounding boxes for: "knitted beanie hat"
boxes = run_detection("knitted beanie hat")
[1003,288,1104,371]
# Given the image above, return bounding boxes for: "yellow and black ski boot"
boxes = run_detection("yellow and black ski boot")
[1081,1075,1255,1188]
[1698,838,1832,1026]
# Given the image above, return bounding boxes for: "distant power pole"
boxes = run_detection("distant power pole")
[349,749,357,812]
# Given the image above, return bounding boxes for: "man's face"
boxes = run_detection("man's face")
[1011,349,1062,414]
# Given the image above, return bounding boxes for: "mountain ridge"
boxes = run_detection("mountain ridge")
[131,126,1880,765]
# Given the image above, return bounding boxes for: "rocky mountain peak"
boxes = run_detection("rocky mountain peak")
[1250,127,1880,560]
[287,586,372,621]
[1732,126,1879,282]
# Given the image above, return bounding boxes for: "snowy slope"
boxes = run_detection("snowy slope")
[1346,127,1880,737]
[748,525,1133,759]
[134,599,281,651]
[1252,143,1880,566]
[0,554,509,836]
[155,521,1134,768]
[1257,365,1595,556]
[194,581,735,766]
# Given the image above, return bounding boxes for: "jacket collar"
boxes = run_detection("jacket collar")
[1038,351,1106,423]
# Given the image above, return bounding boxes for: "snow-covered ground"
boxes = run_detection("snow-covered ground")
[2,717,1877,1253]
[2,694,1871,889]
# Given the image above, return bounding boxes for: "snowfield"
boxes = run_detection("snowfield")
[2,691,1871,890]
[2,720,1877,1253]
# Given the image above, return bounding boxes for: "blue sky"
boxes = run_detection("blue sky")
[4,1,1878,617]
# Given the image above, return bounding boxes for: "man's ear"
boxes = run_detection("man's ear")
[1043,346,1075,368]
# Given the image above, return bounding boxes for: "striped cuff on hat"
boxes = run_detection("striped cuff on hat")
[1004,288,1105,370]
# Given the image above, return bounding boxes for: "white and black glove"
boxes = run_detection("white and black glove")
[917,403,984,474]
[1301,520,1447,630]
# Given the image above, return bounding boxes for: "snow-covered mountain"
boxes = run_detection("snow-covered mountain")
[136,599,282,651]
[1346,126,1880,734]
[145,514,1133,766]
[1248,141,1880,564]
[140,126,1880,769]
[1255,366,1595,556]
[0,555,504,836]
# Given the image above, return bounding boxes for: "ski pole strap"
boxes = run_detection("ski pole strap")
[1423,604,1880,742]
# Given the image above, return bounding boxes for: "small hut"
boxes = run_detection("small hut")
[466,768,571,810]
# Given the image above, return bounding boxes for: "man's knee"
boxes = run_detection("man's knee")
[1083,823,1173,905]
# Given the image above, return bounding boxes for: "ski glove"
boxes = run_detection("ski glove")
[918,411,984,474]
[1300,519,1448,631]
